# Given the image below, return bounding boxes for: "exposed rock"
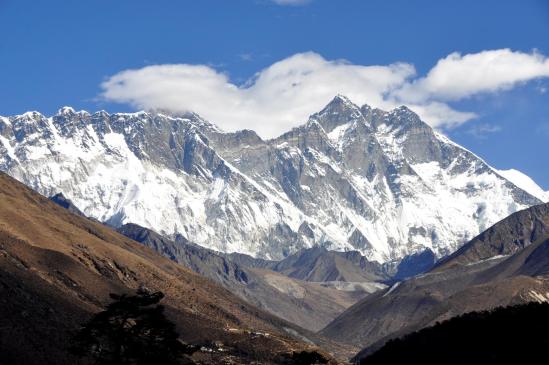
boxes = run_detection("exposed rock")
[320,203,549,357]
[0,97,541,263]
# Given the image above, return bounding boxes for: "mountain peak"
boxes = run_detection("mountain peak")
[382,104,428,133]
[92,110,110,117]
[17,111,44,120]
[333,93,353,103]
[313,95,364,133]
[56,106,91,117]
[326,94,359,110]
[57,106,76,115]
[0,101,543,264]
[390,105,419,117]
[360,103,372,113]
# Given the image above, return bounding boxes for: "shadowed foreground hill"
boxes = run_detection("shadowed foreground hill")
[360,302,549,365]
[434,202,549,270]
[116,223,385,332]
[0,172,343,364]
[321,202,549,358]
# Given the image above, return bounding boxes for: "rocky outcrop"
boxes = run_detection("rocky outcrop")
[0,97,542,262]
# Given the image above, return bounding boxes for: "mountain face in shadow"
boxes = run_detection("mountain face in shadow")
[434,202,549,269]
[321,202,549,359]
[49,192,87,217]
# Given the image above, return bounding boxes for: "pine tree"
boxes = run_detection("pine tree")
[71,288,196,365]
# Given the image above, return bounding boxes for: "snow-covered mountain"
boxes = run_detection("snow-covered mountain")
[496,169,548,202]
[0,96,542,262]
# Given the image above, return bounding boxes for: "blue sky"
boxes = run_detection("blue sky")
[1,0,548,188]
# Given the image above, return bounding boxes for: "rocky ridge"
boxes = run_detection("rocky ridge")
[0,97,543,262]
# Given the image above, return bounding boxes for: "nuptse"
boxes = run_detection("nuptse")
[0,96,541,262]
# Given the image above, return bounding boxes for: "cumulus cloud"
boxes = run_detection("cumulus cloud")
[402,102,478,129]
[101,49,549,138]
[394,49,549,103]
[102,53,415,137]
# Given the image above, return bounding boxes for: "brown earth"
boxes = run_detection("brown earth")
[321,203,549,361]
[116,223,378,332]
[0,172,354,364]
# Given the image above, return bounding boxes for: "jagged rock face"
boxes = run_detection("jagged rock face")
[0,98,541,262]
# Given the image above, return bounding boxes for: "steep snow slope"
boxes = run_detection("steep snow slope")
[497,169,548,202]
[0,97,542,262]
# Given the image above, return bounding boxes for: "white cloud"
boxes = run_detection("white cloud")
[394,49,549,103]
[403,102,477,129]
[101,53,415,138]
[101,49,549,139]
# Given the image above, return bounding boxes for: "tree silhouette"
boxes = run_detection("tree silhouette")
[360,302,549,365]
[71,288,196,365]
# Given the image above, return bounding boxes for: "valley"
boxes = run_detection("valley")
[1,96,548,364]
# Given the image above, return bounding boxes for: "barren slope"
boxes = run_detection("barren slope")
[321,203,549,360]
[117,223,375,331]
[0,172,349,364]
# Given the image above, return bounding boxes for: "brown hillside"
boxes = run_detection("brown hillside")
[0,172,348,364]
